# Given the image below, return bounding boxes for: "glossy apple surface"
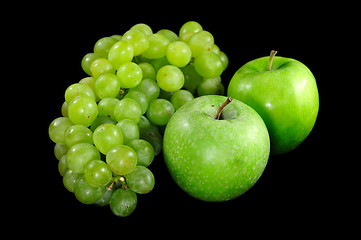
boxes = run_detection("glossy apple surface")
[163,95,270,202]
[228,53,319,155]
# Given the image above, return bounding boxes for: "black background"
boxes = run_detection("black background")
[27,2,353,237]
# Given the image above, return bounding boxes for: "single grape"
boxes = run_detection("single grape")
[197,76,225,96]
[93,37,118,58]
[170,89,194,111]
[116,62,143,88]
[138,62,156,80]
[126,166,155,194]
[219,51,229,70]
[90,58,115,79]
[63,169,82,193]
[142,33,170,59]
[106,145,137,175]
[61,101,68,117]
[128,78,160,103]
[146,99,174,126]
[114,98,142,123]
[122,29,149,56]
[81,53,100,76]
[111,35,122,41]
[110,188,137,217]
[84,160,113,188]
[116,119,139,144]
[166,41,192,67]
[64,83,96,105]
[66,143,100,173]
[179,21,203,42]
[93,123,123,155]
[97,97,119,121]
[127,139,154,167]
[188,30,214,57]
[74,176,105,204]
[54,143,68,160]
[64,124,93,148]
[156,65,184,92]
[157,29,179,42]
[58,154,68,176]
[94,73,121,99]
[108,40,134,69]
[124,90,148,114]
[193,51,223,78]
[181,64,203,95]
[130,23,153,36]
[68,95,98,127]
[49,117,74,144]
[79,76,100,102]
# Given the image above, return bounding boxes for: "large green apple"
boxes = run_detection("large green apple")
[163,95,270,202]
[228,51,319,155]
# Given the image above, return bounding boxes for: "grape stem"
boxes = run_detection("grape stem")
[216,97,233,120]
[267,50,277,71]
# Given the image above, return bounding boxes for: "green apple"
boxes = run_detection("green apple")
[163,95,270,202]
[228,51,319,155]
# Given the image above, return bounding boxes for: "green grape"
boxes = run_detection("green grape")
[197,76,225,96]
[106,145,137,175]
[150,56,170,72]
[139,125,163,156]
[95,182,115,206]
[64,124,93,148]
[61,101,68,117]
[48,117,74,144]
[219,51,229,70]
[193,51,223,78]
[74,176,105,204]
[98,97,119,121]
[66,143,100,173]
[114,98,142,123]
[90,58,115,79]
[130,23,153,36]
[126,166,155,194]
[129,78,160,102]
[108,40,134,69]
[90,116,116,132]
[158,88,174,100]
[188,30,214,57]
[116,62,143,88]
[116,119,139,144]
[170,89,194,111]
[181,64,203,95]
[64,83,96,104]
[81,53,100,76]
[179,21,203,42]
[84,160,112,188]
[138,62,156,80]
[156,65,184,92]
[58,154,68,176]
[68,95,98,127]
[79,76,100,102]
[142,33,170,59]
[63,169,82,192]
[210,44,220,55]
[124,90,148,114]
[110,188,137,217]
[146,99,174,126]
[94,37,118,58]
[166,41,192,67]
[157,29,179,42]
[111,35,122,41]
[54,143,68,160]
[94,73,121,99]
[122,29,149,56]
[93,123,123,155]
[127,139,154,167]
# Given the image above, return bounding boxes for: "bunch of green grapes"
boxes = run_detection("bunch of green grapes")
[49,21,228,217]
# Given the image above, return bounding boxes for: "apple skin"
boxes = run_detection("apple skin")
[163,95,270,202]
[228,56,319,155]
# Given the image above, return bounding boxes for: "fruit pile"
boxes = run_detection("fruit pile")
[48,21,228,217]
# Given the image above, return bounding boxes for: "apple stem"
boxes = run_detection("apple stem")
[216,97,233,120]
[267,50,278,71]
